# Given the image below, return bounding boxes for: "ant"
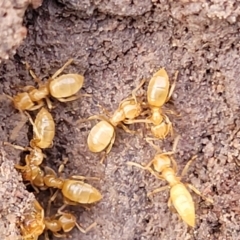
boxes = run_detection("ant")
[127,136,213,227]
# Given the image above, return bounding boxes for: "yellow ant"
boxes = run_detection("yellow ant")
[4,141,46,190]
[19,200,96,240]
[4,107,55,188]
[43,159,102,209]
[125,68,178,139]
[44,208,96,239]
[127,136,213,227]
[19,200,45,240]
[26,107,55,149]
[7,58,86,111]
[86,80,145,162]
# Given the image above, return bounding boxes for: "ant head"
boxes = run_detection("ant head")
[59,213,76,232]
[28,148,44,166]
[121,99,141,120]
[152,153,171,172]
[21,167,32,181]
[13,92,33,110]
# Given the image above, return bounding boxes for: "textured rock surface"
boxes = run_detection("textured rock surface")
[0,0,28,62]
[0,147,35,240]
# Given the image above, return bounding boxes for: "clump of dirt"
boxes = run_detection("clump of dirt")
[1,0,240,240]
[0,0,43,63]
[58,0,152,16]
[0,0,28,63]
[0,147,35,240]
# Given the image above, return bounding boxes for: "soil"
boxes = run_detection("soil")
[0,0,240,240]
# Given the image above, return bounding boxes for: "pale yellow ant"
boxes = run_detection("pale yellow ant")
[26,107,55,149]
[19,200,96,240]
[125,68,177,139]
[4,107,54,189]
[7,58,85,111]
[19,200,45,240]
[127,136,213,227]
[43,159,102,208]
[4,141,45,190]
[86,79,145,162]
[44,210,96,239]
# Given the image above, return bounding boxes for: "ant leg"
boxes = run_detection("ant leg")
[172,135,180,153]
[99,152,107,165]
[14,164,26,170]
[88,115,109,122]
[22,85,35,92]
[62,197,91,210]
[162,135,180,172]
[57,93,91,102]
[47,190,60,215]
[51,58,74,79]
[127,161,164,180]
[57,158,68,176]
[180,155,197,179]
[53,232,68,238]
[44,230,50,240]
[124,119,152,125]
[30,182,40,193]
[24,111,41,139]
[160,115,173,138]
[145,138,163,153]
[96,104,111,117]
[75,114,107,125]
[29,104,44,111]
[137,109,151,126]
[3,93,13,102]
[131,79,146,102]
[141,108,151,115]
[57,203,68,214]
[3,142,30,151]
[63,197,78,206]
[119,123,136,134]
[166,71,178,102]
[75,221,97,234]
[186,183,213,204]
[44,166,57,177]
[127,161,147,170]
[167,197,176,213]
[25,62,43,86]
[105,131,115,154]
[58,204,91,222]
[24,101,44,111]
[147,185,169,197]
[169,122,174,137]
[164,109,181,117]
[169,156,178,174]
[100,131,115,164]
[70,176,100,181]
[45,97,53,109]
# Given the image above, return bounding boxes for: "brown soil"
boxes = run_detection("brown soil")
[0,0,28,63]
[1,0,240,240]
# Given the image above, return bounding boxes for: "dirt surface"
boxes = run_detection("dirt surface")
[0,147,35,240]
[0,0,43,63]
[0,0,28,63]
[1,0,240,239]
